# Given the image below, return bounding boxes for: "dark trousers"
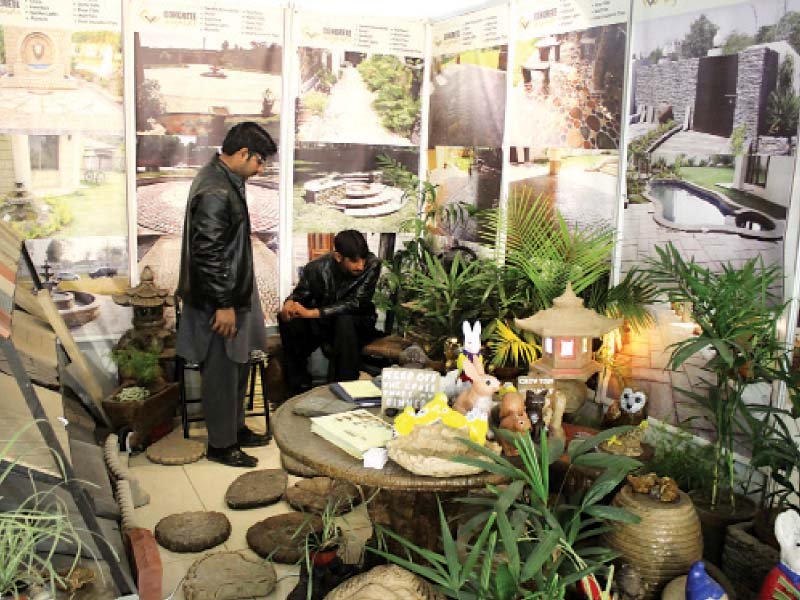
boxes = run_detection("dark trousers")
[200,333,249,449]
[278,313,376,392]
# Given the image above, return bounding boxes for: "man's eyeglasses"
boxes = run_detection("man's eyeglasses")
[251,153,266,166]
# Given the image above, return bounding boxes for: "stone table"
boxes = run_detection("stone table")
[273,388,507,552]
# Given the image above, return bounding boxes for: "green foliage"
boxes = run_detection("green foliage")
[645,423,715,495]
[111,345,161,387]
[314,67,337,93]
[3,196,73,239]
[0,422,105,597]
[358,55,420,137]
[766,56,800,142]
[729,123,748,156]
[137,79,166,129]
[487,319,540,369]
[722,31,755,55]
[370,429,641,599]
[756,11,800,54]
[680,14,719,58]
[648,47,663,63]
[646,242,786,508]
[302,90,328,117]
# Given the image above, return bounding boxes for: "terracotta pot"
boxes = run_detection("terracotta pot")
[311,546,338,567]
[604,485,703,599]
[491,366,523,381]
[101,382,179,446]
[690,492,757,566]
[721,520,779,599]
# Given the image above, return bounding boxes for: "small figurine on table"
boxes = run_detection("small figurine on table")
[759,509,800,600]
[686,561,727,600]
[457,320,483,382]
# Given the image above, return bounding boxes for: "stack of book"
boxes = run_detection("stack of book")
[310,409,394,459]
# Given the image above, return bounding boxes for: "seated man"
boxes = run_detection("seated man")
[279,230,381,395]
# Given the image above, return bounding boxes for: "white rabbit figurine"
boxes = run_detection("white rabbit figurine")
[759,509,800,599]
[458,320,483,382]
[452,354,500,416]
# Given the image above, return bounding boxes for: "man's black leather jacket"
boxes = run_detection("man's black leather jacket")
[177,155,254,311]
[288,252,380,319]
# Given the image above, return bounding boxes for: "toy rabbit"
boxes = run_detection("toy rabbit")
[452,356,500,416]
[458,320,483,382]
[759,509,800,600]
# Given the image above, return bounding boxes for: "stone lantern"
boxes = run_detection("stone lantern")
[515,283,622,381]
[112,265,175,356]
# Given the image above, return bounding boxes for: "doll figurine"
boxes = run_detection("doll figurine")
[686,561,727,600]
[759,510,800,600]
[525,389,547,441]
[457,320,482,382]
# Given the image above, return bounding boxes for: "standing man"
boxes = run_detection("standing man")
[176,122,277,468]
[279,230,380,395]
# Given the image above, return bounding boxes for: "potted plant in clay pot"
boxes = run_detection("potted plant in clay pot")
[646,242,787,564]
[103,341,179,446]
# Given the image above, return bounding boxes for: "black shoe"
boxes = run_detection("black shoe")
[237,426,271,447]
[206,444,258,468]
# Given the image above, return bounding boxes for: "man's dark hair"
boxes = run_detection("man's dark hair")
[221,122,277,158]
[334,230,369,260]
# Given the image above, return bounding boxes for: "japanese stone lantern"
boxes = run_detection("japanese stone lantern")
[515,282,622,381]
[112,265,175,357]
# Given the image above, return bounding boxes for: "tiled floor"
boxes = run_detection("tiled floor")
[126,419,373,600]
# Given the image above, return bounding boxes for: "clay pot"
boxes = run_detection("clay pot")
[101,382,179,446]
[690,492,757,566]
[604,485,703,598]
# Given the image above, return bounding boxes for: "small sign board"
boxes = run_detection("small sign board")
[380,367,441,413]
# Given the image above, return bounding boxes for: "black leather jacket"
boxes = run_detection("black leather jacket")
[177,155,254,310]
[288,252,380,319]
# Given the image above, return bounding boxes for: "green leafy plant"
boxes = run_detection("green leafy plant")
[645,423,716,496]
[370,428,641,599]
[487,319,540,369]
[646,242,786,509]
[111,345,161,388]
[302,90,328,117]
[358,56,420,137]
[0,422,105,597]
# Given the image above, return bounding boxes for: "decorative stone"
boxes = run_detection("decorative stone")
[155,511,231,552]
[586,114,601,131]
[386,423,486,478]
[325,564,444,600]
[292,395,355,417]
[146,433,205,465]
[280,452,320,477]
[285,477,361,515]
[183,551,277,600]
[246,512,322,563]
[597,131,616,149]
[225,469,288,509]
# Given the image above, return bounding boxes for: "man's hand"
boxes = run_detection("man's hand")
[280,300,319,320]
[211,307,237,339]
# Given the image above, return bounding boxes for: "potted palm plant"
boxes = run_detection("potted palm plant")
[646,242,786,563]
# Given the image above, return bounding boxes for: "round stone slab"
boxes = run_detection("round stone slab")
[155,511,231,552]
[246,512,322,564]
[285,477,361,515]
[280,452,320,478]
[225,469,288,510]
[183,551,277,600]
[146,433,205,466]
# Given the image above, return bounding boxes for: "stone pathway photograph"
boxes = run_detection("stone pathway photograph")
[298,65,415,146]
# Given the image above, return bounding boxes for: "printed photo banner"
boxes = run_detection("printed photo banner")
[132,0,284,323]
[507,0,628,231]
[428,5,510,243]
[293,11,425,58]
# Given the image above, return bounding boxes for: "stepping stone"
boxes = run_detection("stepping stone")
[292,395,355,417]
[183,551,277,600]
[246,512,322,563]
[155,511,230,552]
[146,433,205,465]
[325,564,444,600]
[285,477,361,515]
[280,452,320,478]
[225,469,287,509]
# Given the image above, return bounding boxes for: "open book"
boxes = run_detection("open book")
[310,409,393,458]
